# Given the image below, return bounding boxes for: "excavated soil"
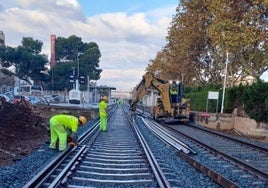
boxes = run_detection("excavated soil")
[0,98,49,167]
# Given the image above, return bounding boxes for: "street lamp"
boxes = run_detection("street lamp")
[71,67,75,89]
[76,52,84,90]
[221,51,229,113]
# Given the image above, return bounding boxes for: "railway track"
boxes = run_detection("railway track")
[135,107,268,187]
[167,123,268,181]
[24,105,194,188]
[24,104,268,187]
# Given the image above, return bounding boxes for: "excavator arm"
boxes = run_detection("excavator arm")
[130,72,173,116]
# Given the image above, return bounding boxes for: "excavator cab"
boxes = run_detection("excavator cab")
[169,82,189,120]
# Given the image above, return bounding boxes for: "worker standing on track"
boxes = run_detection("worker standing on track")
[99,96,108,131]
[49,114,87,151]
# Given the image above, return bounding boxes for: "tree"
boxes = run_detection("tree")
[148,0,222,85]
[207,0,268,85]
[49,35,102,91]
[0,37,48,85]
[148,0,268,87]
[243,80,268,123]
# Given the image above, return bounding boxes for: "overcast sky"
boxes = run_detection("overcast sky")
[0,0,179,91]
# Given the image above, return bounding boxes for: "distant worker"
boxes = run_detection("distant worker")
[49,114,87,151]
[99,96,108,131]
[170,86,178,103]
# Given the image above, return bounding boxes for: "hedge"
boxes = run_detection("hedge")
[184,80,268,123]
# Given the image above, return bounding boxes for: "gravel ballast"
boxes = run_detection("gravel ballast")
[0,120,96,188]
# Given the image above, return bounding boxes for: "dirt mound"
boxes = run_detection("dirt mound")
[0,98,49,167]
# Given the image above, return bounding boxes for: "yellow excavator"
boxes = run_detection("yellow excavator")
[130,71,190,121]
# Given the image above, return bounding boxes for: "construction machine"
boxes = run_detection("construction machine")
[130,72,190,121]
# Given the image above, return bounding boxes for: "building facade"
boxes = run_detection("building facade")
[0,31,5,46]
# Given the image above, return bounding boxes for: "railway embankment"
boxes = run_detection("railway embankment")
[193,111,268,142]
[35,103,99,122]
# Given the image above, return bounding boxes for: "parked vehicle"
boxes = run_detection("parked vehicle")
[0,94,11,102]
[52,94,64,102]
[13,95,29,103]
[14,85,43,96]
[28,96,41,105]
[69,89,81,104]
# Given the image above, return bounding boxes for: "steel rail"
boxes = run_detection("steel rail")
[48,145,87,188]
[64,105,158,187]
[23,121,99,188]
[136,114,240,187]
[135,105,268,186]
[25,105,188,187]
[23,105,116,187]
[150,121,240,187]
[141,117,196,154]
[138,104,268,152]
[29,105,159,187]
[168,125,268,181]
[185,122,268,152]
[177,151,240,188]
[132,118,171,188]
[123,105,171,188]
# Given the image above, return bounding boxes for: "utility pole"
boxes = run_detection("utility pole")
[76,52,84,91]
[221,51,229,114]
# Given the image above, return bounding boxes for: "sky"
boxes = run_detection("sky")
[0,0,179,92]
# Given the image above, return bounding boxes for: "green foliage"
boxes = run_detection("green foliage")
[185,90,207,112]
[185,84,222,112]
[21,37,42,54]
[242,80,268,122]
[148,1,268,87]
[48,62,75,91]
[0,35,102,91]
[50,35,102,91]
[225,85,246,113]
[186,81,268,123]
[0,37,48,85]
[55,35,84,61]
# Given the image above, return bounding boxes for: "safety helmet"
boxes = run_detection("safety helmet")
[78,116,87,125]
[102,96,108,100]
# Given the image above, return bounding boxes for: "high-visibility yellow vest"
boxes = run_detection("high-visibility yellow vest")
[50,115,79,132]
[170,89,178,95]
[99,100,107,116]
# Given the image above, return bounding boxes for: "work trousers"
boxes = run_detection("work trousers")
[171,95,179,103]
[49,119,68,151]
[99,115,107,131]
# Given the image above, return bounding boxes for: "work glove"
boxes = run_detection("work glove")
[70,132,78,143]
[68,132,78,147]
[69,141,78,147]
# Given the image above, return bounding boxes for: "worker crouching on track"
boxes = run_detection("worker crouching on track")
[99,96,108,131]
[49,114,87,151]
